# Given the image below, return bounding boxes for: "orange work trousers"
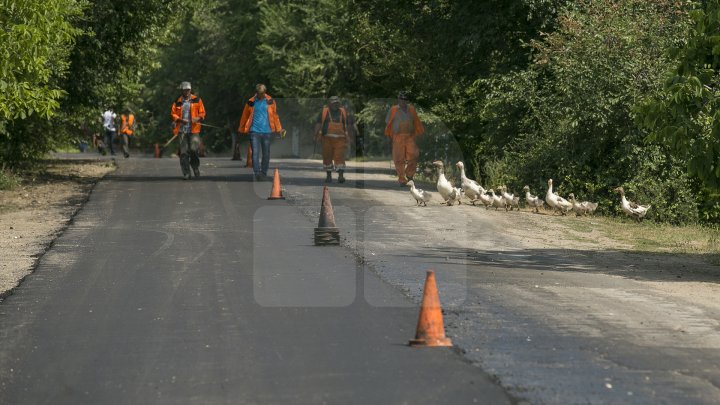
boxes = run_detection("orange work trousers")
[391,133,419,184]
[322,136,347,170]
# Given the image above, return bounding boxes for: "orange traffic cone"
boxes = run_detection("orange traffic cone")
[314,186,340,245]
[154,143,160,158]
[245,144,253,168]
[268,168,285,200]
[409,270,453,347]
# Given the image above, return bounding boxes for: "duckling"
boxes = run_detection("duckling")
[613,186,651,222]
[447,186,463,206]
[406,180,432,206]
[567,193,598,216]
[432,160,455,204]
[545,179,572,215]
[523,185,544,213]
[488,189,505,211]
[456,161,485,204]
[500,185,520,211]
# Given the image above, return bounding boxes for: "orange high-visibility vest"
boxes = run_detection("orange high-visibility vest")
[120,114,135,135]
[384,104,424,137]
[320,106,347,136]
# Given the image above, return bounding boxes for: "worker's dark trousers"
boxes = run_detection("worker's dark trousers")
[179,132,201,176]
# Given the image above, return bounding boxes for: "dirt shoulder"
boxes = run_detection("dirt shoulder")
[0,158,115,300]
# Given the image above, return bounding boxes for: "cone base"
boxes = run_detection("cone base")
[314,227,340,245]
[408,337,453,347]
[267,196,285,200]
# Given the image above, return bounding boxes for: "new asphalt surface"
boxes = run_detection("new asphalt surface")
[0,157,513,404]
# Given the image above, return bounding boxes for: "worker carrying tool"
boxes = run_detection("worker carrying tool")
[314,96,351,183]
[385,91,424,186]
[170,81,206,180]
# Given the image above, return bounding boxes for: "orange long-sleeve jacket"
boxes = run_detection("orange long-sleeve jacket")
[171,94,206,135]
[238,94,282,134]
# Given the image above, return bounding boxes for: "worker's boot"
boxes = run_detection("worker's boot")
[337,170,345,183]
[325,171,332,183]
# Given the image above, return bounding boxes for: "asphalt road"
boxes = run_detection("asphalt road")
[0,157,513,404]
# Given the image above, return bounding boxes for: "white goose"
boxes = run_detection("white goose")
[545,178,572,215]
[477,190,494,209]
[567,193,598,216]
[432,160,461,206]
[456,161,485,204]
[406,180,432,206]
[613,187,650,222]
[500,185,520,211]
[488,189,505,211]
[523,185,544,213]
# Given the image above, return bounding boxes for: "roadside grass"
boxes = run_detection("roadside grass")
[563,214,720,257]
[0,168,20,191]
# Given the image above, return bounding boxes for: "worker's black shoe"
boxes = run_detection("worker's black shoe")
[193,167,200,178]
[338,171,345,183]
[325,171,332,183]
[183,173,191,180]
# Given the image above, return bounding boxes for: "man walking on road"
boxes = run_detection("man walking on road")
[314,96,350,183]
[385,91,424,186]
[119,110,136,158]
[102,108,117,156]
[238,83,283,181]
[171,81,206,180]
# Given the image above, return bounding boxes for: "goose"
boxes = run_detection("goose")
[567,193,598,216]
[432,160,461,205]
[500,185,520,211]
[488,189,505,211]
[545,178,572,215]
[613,186,650,222]
[523,185,544,213]
[477,190,494,209]
[406,180,432,206]
[456,161,485,204]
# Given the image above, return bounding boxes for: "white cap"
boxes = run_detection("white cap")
[180,81,192,90]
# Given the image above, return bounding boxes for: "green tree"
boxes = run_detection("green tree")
[638,0,720,190]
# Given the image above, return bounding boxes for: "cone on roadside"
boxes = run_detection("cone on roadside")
[409,270,452,347]
[268,168,285,200]
[245,144,253,168]
[154,143,160,158]
[314,186,340,245]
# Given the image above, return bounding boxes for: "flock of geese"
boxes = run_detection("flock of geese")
[405,160,652,222]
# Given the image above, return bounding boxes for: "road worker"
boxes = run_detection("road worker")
[170,81,206,180]
[102,108,117,156]
[314,96,350,183]
[119,110,136,158]
[385,91,424,186]
[238,83,283,181]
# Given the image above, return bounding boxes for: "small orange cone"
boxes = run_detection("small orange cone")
[268,168,285,200]
[154,143,160,158]
[314,186,340,245]
[409,270,452,347]
[245,144,253,168]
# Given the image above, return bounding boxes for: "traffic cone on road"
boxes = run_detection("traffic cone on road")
[268,168,285,200]
[409,270,453,347]
[245,144,253,168]
[154,143,160,158]
[314,186,340,245]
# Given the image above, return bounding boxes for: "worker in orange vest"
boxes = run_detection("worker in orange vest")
[171,81,206,180]
[119,110,136,158]
[314,96,350,183]
[385,91,425,185]
[238,83,283,181]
